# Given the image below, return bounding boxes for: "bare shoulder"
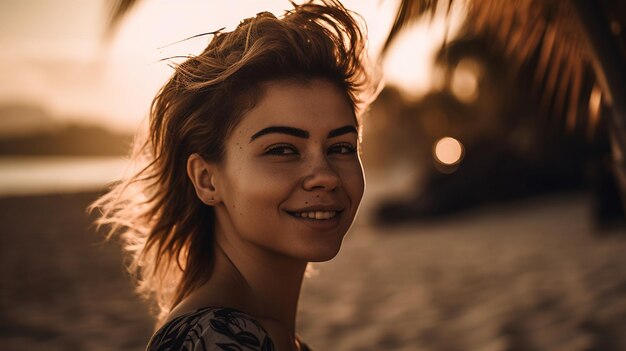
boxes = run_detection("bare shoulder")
[146,307,276,351]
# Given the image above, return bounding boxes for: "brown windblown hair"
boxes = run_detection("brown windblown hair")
[92,0,375,324]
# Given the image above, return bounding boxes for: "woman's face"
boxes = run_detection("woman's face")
[212,78,364,262]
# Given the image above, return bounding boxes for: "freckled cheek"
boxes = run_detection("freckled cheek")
[231,168,296,214]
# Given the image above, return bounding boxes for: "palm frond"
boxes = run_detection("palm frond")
[383,0,453,53]
[384,0,595,137]
[104,0,140,38]
[384,0,626,202]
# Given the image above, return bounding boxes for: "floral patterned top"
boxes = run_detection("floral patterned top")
[145,307,311,351]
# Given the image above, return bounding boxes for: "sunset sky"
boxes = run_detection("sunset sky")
[0,0,464,133]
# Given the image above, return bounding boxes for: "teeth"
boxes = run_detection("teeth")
[294,211,337,219]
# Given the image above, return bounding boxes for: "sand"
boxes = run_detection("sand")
[0,192,153,350]
[1,187,625,350]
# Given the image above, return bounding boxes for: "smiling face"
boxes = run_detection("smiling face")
[207,78,365,263]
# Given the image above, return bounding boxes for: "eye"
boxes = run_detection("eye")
[328,143,357,155]
[264,144,298,156]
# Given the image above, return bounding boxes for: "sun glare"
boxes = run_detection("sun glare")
[1,0,466,133]
[383,1,466,99]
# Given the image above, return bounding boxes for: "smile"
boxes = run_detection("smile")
[291,211,337,220]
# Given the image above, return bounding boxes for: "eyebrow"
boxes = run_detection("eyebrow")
[249,125,357,142]
[328,125,358,138]
[250,126,308,141]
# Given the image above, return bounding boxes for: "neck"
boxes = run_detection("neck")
[213,230,307,334]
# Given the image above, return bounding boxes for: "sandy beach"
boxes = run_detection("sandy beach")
[1,186,625,350]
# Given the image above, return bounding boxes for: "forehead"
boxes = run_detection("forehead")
[231,78,356,138]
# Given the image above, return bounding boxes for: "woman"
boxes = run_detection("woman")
[93,1,376,350]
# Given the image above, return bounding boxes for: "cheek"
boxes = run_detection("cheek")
[341,160,365,204]
[225,164,293,214]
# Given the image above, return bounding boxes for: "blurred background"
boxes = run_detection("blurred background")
[1,0,626,350]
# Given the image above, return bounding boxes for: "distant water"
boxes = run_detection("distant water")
[0,157,129,196]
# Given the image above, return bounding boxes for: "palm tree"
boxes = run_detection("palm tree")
[384,0,626,209]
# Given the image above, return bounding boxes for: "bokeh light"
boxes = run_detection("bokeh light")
[450,58,480,103]
[433,136,464,165]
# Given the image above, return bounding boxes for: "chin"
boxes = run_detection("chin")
[299,238,344,263]
[307,250,341,263]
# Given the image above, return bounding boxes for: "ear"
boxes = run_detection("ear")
[187,153,221,206]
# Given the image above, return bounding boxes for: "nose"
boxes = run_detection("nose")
[302,157,341,192]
